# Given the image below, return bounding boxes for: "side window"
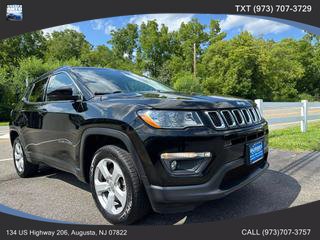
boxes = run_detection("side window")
[28,79,47,102]
[46,73,79,101]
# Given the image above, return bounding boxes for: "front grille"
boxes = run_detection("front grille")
[207,107,263,130]
[224,130,266,146]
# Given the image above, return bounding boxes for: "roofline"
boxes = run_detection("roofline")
[31,66,135,84]
[32,66,72,83]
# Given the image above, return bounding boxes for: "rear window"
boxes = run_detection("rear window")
[28,79,47,102]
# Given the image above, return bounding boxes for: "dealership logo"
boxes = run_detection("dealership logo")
[6,4,23,21]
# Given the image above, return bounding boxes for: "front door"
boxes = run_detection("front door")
[38,72,85,173]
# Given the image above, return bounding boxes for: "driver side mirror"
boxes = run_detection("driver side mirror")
[47,87,81,101]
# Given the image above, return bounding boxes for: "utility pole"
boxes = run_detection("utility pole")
[193,42,196,78]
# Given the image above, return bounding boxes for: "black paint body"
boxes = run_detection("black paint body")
[10,67,269,213]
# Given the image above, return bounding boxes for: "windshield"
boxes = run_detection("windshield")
[73,68,174,94]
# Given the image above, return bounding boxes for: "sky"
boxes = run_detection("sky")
[42,14,306,48]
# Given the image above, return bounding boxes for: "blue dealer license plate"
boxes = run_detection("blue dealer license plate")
[248,141,264,164]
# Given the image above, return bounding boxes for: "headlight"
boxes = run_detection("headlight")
[137,110,203,129]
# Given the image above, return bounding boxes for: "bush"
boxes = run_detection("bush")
[173,72,204,94]
[297,93,320,102]
[0,67,15,120]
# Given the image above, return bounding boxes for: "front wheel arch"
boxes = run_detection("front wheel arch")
[10,130,19,146]
[79,128,149,187]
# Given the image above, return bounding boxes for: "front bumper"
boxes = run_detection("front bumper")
[146,154,268,213]
[132,120,269,212]
[136,121,268,187]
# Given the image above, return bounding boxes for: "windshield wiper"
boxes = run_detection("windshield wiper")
[94,91,122,95]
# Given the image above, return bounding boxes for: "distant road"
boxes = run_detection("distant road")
[264,104,320,130]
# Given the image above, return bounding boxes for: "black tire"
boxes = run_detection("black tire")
[90,145,150,225]
[13,137,38,177]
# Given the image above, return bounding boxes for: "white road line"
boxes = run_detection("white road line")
[0,158,12,162]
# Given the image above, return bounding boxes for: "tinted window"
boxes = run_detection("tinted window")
[46,73,78,101]
[73,68,173,94]
[28,79,47,102]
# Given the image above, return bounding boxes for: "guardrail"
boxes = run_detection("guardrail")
[255,99,320,132]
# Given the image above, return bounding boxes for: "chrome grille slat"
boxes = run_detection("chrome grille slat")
[206,111,226,129]
[241,109,253,124]
[254,107,262,121]
[249,108,257,122]
[221,110,236,127]
[231,109,245,125]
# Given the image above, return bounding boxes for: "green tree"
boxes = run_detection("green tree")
[257,39,304,101]
[0,31,47,68]
[203,32,258,98]
[139,20,172,77]
[45,29,91,61]
[209,19,227,44]
[108,24,138,61]
[0,67,14,120]
[81,45,113,67]
[295,37,320,98]
[173,72,203,94]
[303,31,320,44]
[177,19,209,74]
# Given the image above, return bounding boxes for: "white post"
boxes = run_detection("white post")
[255,99,263,117]
[301,100,308,132]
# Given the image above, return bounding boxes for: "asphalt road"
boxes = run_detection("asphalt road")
[0,126,319,225]
[265,105,320,129]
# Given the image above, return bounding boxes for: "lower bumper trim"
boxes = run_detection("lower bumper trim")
[147,160,269,204]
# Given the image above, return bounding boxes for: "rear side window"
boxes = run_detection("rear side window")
[28,79,47,102]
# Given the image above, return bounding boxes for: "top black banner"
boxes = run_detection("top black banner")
[0,0,319,40]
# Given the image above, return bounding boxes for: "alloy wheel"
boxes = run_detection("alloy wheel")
[94,158,127,215]
[14,142,24,173]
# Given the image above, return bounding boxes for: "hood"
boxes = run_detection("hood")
[97,91,253,110]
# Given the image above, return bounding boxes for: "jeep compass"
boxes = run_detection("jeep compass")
[9,67,269,224]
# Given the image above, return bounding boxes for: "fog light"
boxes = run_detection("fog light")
[160,152,212,176]
[170,161,177,170]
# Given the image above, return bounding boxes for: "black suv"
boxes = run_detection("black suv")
[10,67,269,224]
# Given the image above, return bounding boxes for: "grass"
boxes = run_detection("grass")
[269,121,320,152]
[0,122,9,126]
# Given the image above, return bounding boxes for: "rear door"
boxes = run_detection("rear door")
[22,77,49,162]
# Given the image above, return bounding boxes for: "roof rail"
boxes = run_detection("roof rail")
[32,66,72,83]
